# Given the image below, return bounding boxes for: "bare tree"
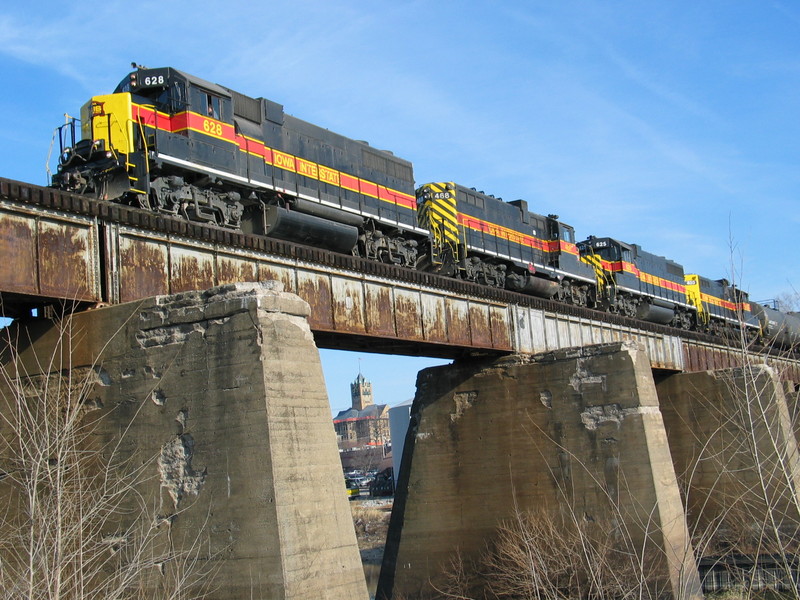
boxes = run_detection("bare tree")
[776,290,800,312]
[0,316,216,599]
[675,360,800,597]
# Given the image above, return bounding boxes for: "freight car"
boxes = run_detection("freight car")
[50,65,799,348]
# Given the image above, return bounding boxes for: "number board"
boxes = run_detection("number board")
[137,70,169,89]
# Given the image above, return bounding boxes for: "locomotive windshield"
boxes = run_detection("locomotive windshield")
[115,69,187,113]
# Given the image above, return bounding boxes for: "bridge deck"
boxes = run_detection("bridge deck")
[1,177,798,381]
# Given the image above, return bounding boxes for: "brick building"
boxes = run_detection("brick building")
[333,373,390,450]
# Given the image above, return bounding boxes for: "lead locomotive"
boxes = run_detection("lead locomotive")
[52,66,800,347]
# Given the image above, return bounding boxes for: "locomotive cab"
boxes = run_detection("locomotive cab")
[53,67,247,228]
[578,236,632,265]
[117,67,189,114]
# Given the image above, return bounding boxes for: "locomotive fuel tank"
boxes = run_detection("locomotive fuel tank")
[263,206,359,255]
[290,198,365,229]
[635,299,675,325]
[505,272,560,298]
[751,304,800,347]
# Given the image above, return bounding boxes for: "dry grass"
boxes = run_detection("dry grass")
[350,501,392,564]
[429,509,661,600]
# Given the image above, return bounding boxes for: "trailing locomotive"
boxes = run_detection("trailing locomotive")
[50,65,800,348]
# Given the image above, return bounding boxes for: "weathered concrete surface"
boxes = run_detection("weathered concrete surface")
[0,282,367,599]
[657,366,800,556]
[786,382,800,442]
[378,341,701,600]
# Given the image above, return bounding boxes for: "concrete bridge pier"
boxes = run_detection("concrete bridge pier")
[657,365,800,568]
[0,282,368,600]
[378,341,703,600]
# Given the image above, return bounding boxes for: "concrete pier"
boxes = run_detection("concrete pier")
[658,365,800,558]
[378,341,702,600]
[0,282,367,600]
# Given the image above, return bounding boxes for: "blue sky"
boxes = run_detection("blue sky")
[1,1,798,413]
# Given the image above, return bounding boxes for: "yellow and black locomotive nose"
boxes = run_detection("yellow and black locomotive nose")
[418,182,459,247]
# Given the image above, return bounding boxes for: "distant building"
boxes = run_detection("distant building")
[389,399,413,485]
[333,373,390,450]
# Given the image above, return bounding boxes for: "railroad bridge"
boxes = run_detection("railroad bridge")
[2,176,800,600]
[1,177,797,379]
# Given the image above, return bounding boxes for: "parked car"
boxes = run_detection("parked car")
[345,478,361,499]
[353,476,373,488]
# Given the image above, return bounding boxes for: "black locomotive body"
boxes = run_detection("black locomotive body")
[578,236,691,325]
[416,182,596,300]
[51,65,800,348]
[54,66,421,266]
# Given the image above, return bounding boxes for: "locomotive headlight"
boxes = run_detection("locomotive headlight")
[105,151,113,158]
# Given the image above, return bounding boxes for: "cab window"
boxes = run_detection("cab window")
[205,93,221,119]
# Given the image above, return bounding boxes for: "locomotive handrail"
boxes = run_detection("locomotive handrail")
[133,116,151,176]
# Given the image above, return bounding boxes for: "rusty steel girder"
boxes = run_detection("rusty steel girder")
[0,200,100,312]
[105,223,515,355]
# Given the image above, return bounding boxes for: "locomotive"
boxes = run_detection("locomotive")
[51,65,800,348]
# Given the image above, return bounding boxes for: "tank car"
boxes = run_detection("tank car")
[750,303,800,348]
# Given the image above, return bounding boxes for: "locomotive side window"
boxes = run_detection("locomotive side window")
[205,94,221,119]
